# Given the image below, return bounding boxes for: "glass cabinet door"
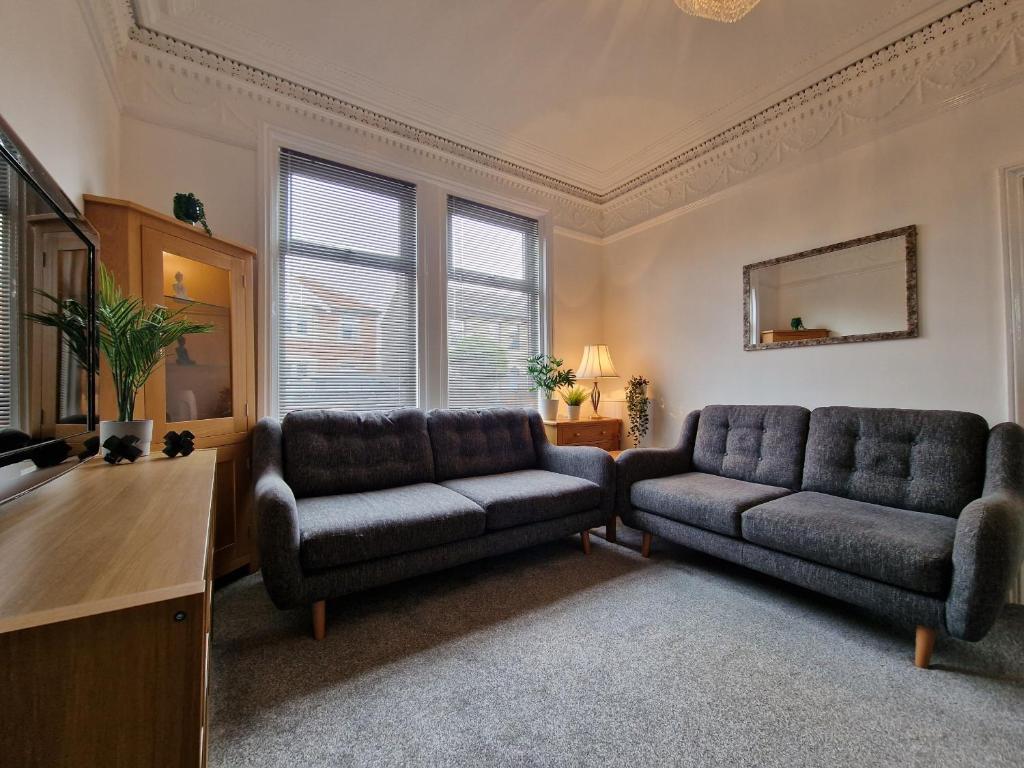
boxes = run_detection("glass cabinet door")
[141,228,248,438]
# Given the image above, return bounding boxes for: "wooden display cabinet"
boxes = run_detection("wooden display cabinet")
[83,196,257,577]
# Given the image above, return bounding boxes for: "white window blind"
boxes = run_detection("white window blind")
[446,196,542,409]
[0,165,13,427]
[278,149,417,412]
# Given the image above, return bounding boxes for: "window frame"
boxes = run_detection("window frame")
[260,127,553,417]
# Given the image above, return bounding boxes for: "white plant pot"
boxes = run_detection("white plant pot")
[539,397,559,421]
[99,419,154,458]
[566,405,582,421]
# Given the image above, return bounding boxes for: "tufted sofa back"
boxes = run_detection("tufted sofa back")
[692,405,810,490]
[802,406,989,517]
[428,408,539,481]
[281,408,434,498]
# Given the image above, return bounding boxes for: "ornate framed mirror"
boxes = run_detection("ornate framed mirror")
[743,225,918,351]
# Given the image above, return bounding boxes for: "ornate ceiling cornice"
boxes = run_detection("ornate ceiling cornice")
[93,0,1024,238]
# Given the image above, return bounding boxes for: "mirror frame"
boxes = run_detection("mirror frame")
[742,224,918,351]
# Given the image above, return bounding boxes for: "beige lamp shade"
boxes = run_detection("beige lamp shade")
[577,345,619,380]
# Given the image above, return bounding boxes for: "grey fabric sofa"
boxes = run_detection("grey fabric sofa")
[616,404,1024,668]
[254,407,614,638]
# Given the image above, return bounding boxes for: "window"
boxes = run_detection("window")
[446,196,542,409]
[277,149,417,412]
[0,165,12,427]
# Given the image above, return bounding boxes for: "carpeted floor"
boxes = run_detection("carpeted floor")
[209,526,1024,767]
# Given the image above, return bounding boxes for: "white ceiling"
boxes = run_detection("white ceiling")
[136,0,970,195]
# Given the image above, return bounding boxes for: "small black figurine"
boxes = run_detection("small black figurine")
[173,192,212,236]
[163,430,196,458]
[103,434,144,464]
[30,440,71,468]
[78,435,100,462]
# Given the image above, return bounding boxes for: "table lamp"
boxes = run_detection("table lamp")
[576,344,619,419]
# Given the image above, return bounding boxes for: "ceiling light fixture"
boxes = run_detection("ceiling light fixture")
[674,0,761,23]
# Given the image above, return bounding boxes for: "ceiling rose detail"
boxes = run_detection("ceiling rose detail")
[674,0,761,23]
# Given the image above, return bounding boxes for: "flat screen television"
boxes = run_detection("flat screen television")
[0,115,97,491]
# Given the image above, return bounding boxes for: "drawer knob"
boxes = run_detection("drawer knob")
[174,611,187,623]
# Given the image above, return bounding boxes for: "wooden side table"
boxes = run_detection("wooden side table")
[543,417,621,541]
[542,416,621,452]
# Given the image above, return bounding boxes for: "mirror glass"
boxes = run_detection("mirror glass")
[0,154,95,450]
[744,226,917,350]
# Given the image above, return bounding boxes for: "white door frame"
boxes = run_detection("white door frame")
[1000,162,1024,603]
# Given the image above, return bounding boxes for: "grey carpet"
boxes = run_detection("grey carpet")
[210,526,1024,767]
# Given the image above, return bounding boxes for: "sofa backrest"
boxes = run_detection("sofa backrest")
[428,408,538,481]
[281,408,434,498]
[802,406,988,517]
[692,405,810,490]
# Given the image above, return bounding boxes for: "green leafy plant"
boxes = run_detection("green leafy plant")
[526,353,576,397]
[560,385,589,407]
[173,192,212,236]
[626,375,651,444]
[26,264,213,422]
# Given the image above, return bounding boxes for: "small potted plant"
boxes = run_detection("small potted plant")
[626,375,651,447]
[27,265,212,457]
[526,353,576,420]
[561,386,589,421]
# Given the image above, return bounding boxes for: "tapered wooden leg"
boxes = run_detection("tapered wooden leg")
[312,600,326,641]
[641,532,652,558]
[581,530,592,555]
[915,625,936,669]
[606,515,617,543]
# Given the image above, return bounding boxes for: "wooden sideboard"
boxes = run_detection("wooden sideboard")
[543,416,622,452]
[760,328,829,343]
[0,452,217,768]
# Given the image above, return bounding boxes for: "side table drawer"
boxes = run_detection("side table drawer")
[555,422,620,451]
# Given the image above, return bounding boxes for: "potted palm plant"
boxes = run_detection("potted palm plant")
[27,264,211,457]
[526,354,576,420]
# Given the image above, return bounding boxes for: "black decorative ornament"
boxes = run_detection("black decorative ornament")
[162,430,196,458]
[102,435,144,464]
[30,440,71,468]
[78,435,100,462]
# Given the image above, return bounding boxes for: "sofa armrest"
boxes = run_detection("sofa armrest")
[253,417,305,609]
[536,443,616,515]
[614,409,700,518]
[946,422,1024,641]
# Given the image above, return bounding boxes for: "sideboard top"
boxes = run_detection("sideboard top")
[0,451,217,634]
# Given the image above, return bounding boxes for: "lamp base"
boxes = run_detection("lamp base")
[589,380,602,418]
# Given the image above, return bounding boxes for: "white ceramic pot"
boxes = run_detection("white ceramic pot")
[99,419,154,458]
[539,396,559,421]
[566,405,582,421]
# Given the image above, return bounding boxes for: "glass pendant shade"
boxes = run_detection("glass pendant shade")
[674,0,761,23]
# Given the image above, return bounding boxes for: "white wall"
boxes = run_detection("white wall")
[602,82,1024,446]
[120,117,257,246]
[0,0,120,205]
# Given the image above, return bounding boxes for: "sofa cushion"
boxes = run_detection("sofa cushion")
[282,408,434,499]
[631,472,792,537]
[802,406,988,517]
[428,408,538,481]
[441,469,601,530]
[692,405,810,490]
[742,491,957,594]
[297,483,485,570]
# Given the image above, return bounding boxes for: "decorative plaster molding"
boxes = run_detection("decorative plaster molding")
[85,0,1024,238]
[604,0,1024,236]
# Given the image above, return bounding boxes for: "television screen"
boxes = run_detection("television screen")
[0,118,96,473]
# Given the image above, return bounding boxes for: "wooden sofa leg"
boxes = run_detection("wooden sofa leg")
[581,530,591,555]
[312,600,326,641]
[606,515,617,543]
[915,625,935,669]
[641,532,652,558]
